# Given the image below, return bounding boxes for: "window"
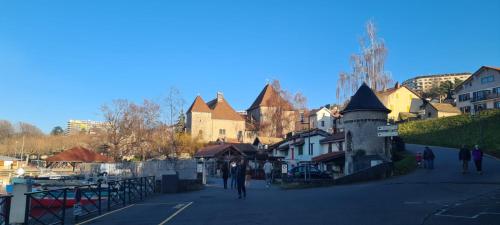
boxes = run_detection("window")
[298,145,303,155]
[493,87,500,94]
[473,90,491,101]
[309,143,314,155]
[198,130,203,136]
[481,76,494,84]
[474,103,487,112]
[321,121,325,127]
[458,93,470,102]
[328,143,333,153]
[495,102,500,109]
[219,129,226,135]
[460,106,471,113]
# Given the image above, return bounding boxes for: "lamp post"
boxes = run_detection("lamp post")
[300,112,311,183]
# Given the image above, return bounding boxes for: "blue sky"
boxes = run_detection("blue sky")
[1,0,499,132]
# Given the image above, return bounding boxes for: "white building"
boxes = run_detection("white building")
[403,72,471,93]
[66,119,107,135]
[455,66,500,114]
[270,129,345,174]
[308,107,334,133]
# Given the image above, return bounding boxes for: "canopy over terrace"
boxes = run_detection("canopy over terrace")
[45,146,114,170]
[194,144,246,161]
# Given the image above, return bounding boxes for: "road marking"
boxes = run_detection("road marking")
[134,203,180,206]
[158,201,193,225]
[435,209,500,219]
[75,204,136,225]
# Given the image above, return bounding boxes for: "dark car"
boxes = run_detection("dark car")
[288,165,332,180]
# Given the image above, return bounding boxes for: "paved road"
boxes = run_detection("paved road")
[81,144,500,225]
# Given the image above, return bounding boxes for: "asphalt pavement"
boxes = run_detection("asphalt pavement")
[79,144,500,225]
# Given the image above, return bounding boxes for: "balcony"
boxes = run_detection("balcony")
[471,92,500,102]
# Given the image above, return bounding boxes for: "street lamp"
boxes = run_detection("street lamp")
[300,112,311,183]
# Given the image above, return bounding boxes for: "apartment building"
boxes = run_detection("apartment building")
[455,66,500,114]
[403,72,471,93]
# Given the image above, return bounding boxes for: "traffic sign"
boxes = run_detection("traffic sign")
[281,164,288,174]
[377,131,399,137]
[377,125,398,131]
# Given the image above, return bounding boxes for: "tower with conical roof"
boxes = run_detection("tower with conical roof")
[341,83,392,175]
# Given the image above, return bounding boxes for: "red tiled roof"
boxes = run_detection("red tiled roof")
[206,97,244,121]
[187,96,211,113]
[248,84,293,111]
[194,144,245,158]
[45,147,113,163]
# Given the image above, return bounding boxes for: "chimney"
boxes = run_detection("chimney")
[395,82,401,89]
[216,92,224,102]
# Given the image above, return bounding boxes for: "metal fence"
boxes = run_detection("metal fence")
[24,176,156,225]
[0,195,12,225]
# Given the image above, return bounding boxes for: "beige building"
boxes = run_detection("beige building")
[455,66,500,114]
[376,83,424,121]
[66,119,107,135]
[422,102,461,119]
[186,92,246,143]
[403,72,471,93]
[247,84,296,138]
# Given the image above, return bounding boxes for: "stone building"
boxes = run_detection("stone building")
[341,83,392,175]
[247,84,296,138]
[186,92,245,143]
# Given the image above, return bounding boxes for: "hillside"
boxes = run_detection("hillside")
[399,109,500,157]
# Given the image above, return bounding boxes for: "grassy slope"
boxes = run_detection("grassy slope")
[399,109,500,157]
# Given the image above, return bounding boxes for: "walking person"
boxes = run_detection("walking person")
[472,145,484,174]
[236,158,247,199]
[263,160,273,188]
[230,161,237,189]
[221,163,229,189]
[458,145,471,174]
[423,146,435,169]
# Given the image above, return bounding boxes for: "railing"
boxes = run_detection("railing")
[0,195,12,225]
[24,176,156,225]
[472,92,500,102]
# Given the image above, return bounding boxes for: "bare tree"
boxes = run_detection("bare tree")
[161,87,186,162]
[259,80,307,138]
[0,120,14,140]
[336,19,392,102]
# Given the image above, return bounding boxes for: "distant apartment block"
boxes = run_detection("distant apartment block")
[66,119,107,135]
[403,72,471,93]
[455,66,500,114]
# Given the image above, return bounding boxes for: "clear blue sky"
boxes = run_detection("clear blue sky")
[1,0,499,133]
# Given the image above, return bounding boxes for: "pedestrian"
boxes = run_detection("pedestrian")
[415,152,423,168]
[423,146,435,169]
[221,163,229,189]
[458,144,471,174]
[236,158,247,199]
[263,160,273,188]
[230,161,237,189]
[472,145,483,174]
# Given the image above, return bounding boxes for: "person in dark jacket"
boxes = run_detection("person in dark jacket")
[221,163,229,189]
[236,158,247,199]
[458,145,471,174]
[423,146,435,169]
[472,145,483,174]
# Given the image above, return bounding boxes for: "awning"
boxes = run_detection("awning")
[312,151,345,163]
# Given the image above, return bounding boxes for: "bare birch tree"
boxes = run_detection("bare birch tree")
[336,20,392,102]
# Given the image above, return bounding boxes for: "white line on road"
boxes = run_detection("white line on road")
[75,204,136,225]
[158,201,194,225]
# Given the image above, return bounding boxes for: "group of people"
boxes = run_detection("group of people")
[416,145,484,174]
[459,144,484,174]
[220,159,274,199]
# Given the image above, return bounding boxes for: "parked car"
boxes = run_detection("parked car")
[288,165,332,180]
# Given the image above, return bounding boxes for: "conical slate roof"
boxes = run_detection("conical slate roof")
[342,83,391,114]
[187,96,211,113]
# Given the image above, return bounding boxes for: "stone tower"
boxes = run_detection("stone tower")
[341,83,392,175]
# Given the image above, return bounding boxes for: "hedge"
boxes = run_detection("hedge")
[399,109,500,157]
